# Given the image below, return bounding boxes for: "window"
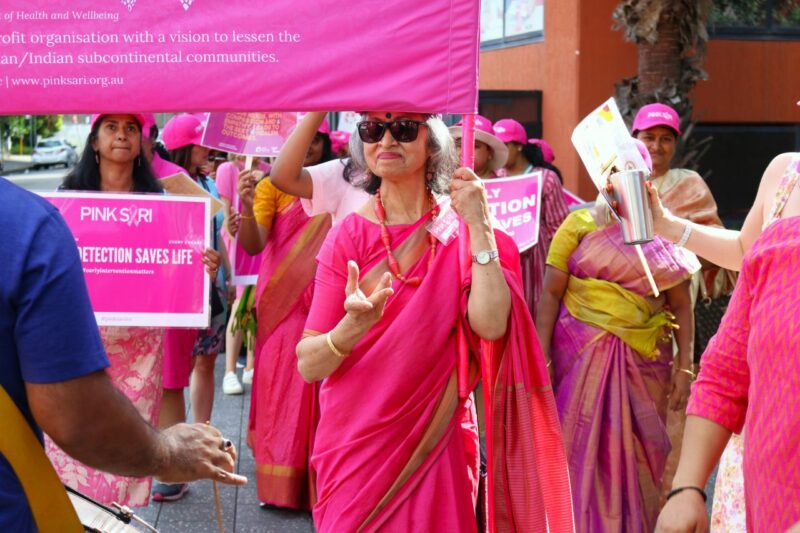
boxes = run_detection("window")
[694,123,800,227]
[709,0,800,38]
[481,0,544,49]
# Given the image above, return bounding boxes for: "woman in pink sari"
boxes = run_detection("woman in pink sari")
[236,124,334,509]
[297,112,574,532]
[536,199,699,531]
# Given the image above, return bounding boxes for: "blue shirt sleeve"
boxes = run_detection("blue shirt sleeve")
[14,209,109,384]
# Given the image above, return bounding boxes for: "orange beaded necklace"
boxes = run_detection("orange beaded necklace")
[374,189,440,286]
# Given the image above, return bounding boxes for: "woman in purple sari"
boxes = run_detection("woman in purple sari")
[537,199,699,532]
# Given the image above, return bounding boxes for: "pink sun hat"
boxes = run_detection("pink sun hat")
[528,138,555,164]
[493,118,528,145]
[449,115,509,171]
[162,113,205,150]
[329,130,350,153]
[632,103,682,136]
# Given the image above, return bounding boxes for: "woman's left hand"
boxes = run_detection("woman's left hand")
[669,369,693,411]
[202,248,222,278]
[449,167,490,228]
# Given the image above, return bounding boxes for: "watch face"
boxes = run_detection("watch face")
[476,251,490,264]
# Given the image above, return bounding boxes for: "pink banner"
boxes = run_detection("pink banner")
[0,1,479,114]
[42,192,211,327]
[202,112,298,156]
[485,171,543,252]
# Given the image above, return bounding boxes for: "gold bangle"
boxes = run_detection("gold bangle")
[239,214,255,220]
[326,331,348,358]
[677,367,696,379]
[546,359,553,368]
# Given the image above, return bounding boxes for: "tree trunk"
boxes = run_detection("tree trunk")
[637,10,681,96]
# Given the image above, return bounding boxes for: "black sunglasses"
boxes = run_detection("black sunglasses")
[356,119,426,144]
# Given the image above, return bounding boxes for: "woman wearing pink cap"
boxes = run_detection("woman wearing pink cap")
[493,118,570,320]
[234,118,336,510]
[47,113,222,507]
[449,115,508,180]
[537,139,698,531]
[152,113,231,501]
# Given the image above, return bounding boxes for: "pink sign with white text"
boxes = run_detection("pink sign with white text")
[0,1,479,114]
[231,235,262,286]
[42,192,211,328]
[485,171,543,252]
[202,112,299,157]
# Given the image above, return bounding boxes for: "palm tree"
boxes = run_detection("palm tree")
[613,0,713,167]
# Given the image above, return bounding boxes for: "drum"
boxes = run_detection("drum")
[67,487,158,533]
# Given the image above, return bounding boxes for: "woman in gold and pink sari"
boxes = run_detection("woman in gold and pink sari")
[536,196,699,531]
[296,112,574,532]
[236,125,335,509]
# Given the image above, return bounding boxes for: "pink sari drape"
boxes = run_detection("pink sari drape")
[550,223,697,531]
[248,199,331,509]
[308,213,573,532]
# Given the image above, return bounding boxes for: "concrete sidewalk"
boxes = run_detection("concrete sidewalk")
[135,355,314,533]
[1,155,35,174]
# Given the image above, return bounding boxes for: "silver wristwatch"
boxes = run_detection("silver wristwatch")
[472,249,499,265]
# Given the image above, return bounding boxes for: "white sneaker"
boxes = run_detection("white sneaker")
[242,368,254,385]
[222,372,243,395]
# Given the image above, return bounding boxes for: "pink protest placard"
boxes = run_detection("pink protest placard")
[231,236,262,286]
[41,192,211,328]
[484,171,543,251]
[0,1,479,114]
[202,112,298,157]
[563,189,586,208]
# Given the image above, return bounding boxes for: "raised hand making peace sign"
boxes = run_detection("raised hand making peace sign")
[343,261,394,331]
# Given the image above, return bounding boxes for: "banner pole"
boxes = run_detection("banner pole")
[457,113,496,532]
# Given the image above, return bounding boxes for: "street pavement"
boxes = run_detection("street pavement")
[132,355,314,533]
[3,160,69,192]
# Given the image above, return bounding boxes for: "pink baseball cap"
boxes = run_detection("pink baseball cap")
[493,118,528,145]
[162,113,205,150]
[90,113,149,131]
[318,117,331,136]
[528,138,555,164]
[449,115,509,171]
[329,130,350,153]
[632,103,681,136]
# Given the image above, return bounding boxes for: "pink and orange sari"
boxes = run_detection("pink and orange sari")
[248,199,331,509]
[547,209,699,531]
[305,211,573,532]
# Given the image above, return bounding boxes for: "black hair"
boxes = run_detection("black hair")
[523,143,563,184]
[168,145,195,175]
[61,116,163,193]
[147,123,172,162]
[316,133,335,165]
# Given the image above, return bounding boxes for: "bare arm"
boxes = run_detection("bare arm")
[652,153,795,271]
[535,266,569,357]
[269,112,328,198]
[665,279,694,411]
[655,415,731,532]
[28,371,246,485]
[450,168,511,340]
[236,169,270,254]
[296,262,393,382]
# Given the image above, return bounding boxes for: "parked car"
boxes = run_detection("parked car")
[32,138,78,169]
